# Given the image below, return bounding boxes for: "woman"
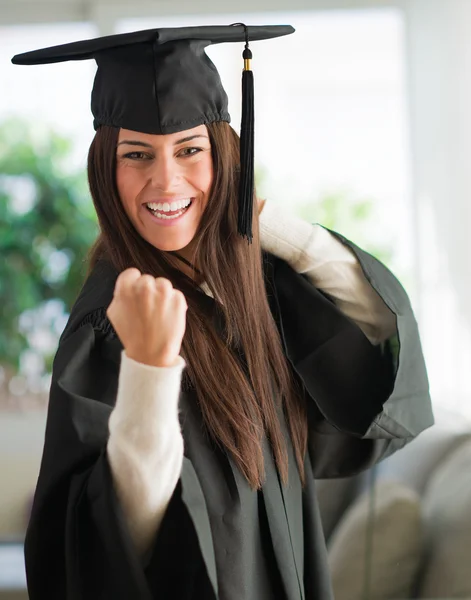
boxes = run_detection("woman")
[13,25,432,600]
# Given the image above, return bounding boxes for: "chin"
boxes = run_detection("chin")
[147,233,196,253]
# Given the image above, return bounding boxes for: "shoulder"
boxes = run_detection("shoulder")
[60,260,119,344]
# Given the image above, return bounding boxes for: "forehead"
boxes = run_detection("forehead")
[117,124,209,145]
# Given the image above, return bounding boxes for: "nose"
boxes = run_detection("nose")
[149,154,180,191]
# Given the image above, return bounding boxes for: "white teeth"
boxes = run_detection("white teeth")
[146,199,192,213]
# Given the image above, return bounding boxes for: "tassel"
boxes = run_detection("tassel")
[238,40,255,242]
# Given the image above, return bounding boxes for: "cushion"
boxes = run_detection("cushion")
[360,411,471,496]
[327,481,423,600]
[417,440,471,598]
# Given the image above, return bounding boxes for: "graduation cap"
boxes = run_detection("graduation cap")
[12,24,295,241]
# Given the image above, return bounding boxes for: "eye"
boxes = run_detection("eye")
[122,151,152,160]
[178,147,202,158]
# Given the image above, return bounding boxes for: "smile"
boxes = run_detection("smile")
[145,198,193,220]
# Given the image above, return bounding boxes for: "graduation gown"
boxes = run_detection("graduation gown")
[24,235,432,600]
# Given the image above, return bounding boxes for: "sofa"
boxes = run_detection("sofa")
[316,408,471,599]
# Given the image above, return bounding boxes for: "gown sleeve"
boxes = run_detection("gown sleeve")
[24,307,218,600]
[262,216,433,479]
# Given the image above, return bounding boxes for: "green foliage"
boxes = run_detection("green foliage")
[0,119,97,373]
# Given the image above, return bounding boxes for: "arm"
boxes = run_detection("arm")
[107,352,185,558]
[105,270,188,559]
[259,201,396,345]
[262,206,433,476]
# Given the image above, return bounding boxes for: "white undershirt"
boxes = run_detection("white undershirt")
[107,204,396,557]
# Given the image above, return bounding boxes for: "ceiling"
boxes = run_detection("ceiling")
[0,0,398,27]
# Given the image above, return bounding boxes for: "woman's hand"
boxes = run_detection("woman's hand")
[107,268,187,368]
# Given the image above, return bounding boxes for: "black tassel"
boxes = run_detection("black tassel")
[238,45,254,242]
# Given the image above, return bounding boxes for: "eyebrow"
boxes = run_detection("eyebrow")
[117,134,209,148]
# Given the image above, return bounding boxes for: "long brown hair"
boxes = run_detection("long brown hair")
[87,122,308,489]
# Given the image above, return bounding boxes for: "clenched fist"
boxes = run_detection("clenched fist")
[107,268,187,368]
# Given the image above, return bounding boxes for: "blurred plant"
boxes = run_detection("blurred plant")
[0,118,97,394]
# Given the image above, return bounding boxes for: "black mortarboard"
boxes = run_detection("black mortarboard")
[12,24,295,241]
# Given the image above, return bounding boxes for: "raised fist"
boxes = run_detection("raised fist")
[107,268,187,368]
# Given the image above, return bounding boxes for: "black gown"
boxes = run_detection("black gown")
[24,233,433,600]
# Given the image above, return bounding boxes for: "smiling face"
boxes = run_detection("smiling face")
[115,124,213,253]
